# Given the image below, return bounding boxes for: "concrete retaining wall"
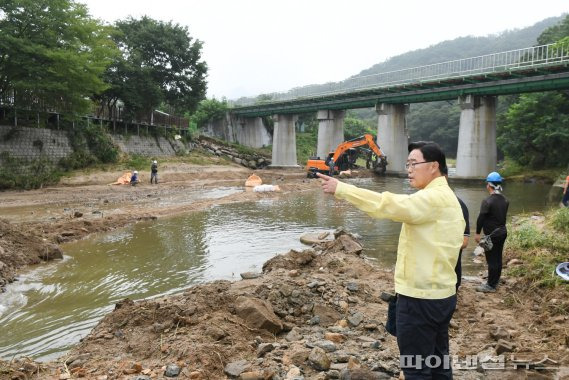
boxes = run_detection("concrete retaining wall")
[0,125,74,163]
[110,134,188,157]
[0,125,190,166]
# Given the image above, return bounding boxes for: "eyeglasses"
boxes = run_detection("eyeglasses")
[405,161,432,170]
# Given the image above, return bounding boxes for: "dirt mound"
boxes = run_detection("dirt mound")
[0,219,62,288]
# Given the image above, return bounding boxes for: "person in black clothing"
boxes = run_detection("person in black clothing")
[475,171,509,293]
[455,196,470,291]
[442,168,470,291]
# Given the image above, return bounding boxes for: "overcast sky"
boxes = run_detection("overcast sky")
[80,0,568,100]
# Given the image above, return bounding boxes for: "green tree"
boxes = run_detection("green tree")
[100,16,207,119]
[495,15,569,168]
[190,98,228,128]
[497,92,569,168]
[537,15,569,45]
[407,101,460,157]
[344,114,375,140]
[0,0,116,114]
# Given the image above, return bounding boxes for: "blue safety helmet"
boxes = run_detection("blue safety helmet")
[486,171,503,183]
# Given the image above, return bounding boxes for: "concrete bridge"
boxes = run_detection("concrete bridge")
[214,43,569,177]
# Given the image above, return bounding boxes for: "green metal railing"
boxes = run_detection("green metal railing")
[232,43,569,109]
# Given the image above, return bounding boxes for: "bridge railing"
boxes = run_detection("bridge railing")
[233,43,569,106]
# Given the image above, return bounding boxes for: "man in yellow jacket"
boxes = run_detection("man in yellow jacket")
[317,141,464,379]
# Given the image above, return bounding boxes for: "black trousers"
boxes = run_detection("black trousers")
[484,234,506,288]
[454,250,462,291]
[396,294,457,380]
[563,191,569,207]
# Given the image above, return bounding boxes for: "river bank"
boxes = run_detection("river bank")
[0,163,568,379]
[1,229,568,379]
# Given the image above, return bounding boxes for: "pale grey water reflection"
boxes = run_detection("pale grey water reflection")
[0,176,557,361]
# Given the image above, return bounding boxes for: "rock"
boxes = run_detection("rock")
[40,244,63,260]
[240,371,264,380]
[347,312,364,327]
[131,376,151,380]
[313,304,342,326]
[74,211,83,218]
[301,303,314,313]
[235,296,283,334]
[495,339,514,355]
[285,366,302,379]
[283,345,310,366]
[346,282,359,292]
[337,235,363,255]
[65,353,91,365]
[308,347,331,371]
[291,249,316,265]
[328,370,341,379]
[300,233,333,245]
[289,270,300,277]
[308,316,321,325]
[224,359,251,377]
[340,368,390,379]
[206,325,227,341]
[286,327,303,342]
[506,258,523,266]
[314,339,337,352]
[68,358,86,369]
[21,361,38,373]
[325,332,347,343]
[240,272,262,280]
[257,343,274,357]
[489,326,510,341]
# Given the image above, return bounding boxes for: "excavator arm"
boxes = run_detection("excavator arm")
[331,134,385,163]
[305,134,388,177]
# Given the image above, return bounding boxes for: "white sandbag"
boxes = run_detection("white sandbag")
[253,184,281,192]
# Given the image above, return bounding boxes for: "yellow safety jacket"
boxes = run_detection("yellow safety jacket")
[335,176,464,299]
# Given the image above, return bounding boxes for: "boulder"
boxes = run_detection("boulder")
[235,296,283,334]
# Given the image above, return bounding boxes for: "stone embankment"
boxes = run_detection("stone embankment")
[196,136,271,170]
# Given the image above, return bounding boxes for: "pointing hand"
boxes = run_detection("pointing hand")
[316,172,339,194]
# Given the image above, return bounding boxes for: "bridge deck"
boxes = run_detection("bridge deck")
[232,43,569,117]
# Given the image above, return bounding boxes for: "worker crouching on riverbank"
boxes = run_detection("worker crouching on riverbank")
[317,141,464,379]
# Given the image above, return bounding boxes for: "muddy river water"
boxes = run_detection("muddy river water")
[0,176,560,361]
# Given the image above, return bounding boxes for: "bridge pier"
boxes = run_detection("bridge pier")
[316,110,345,160]
[456,95,497,178]
[235,116,271,148]
[270,114,299,167]
[376,103,409,173]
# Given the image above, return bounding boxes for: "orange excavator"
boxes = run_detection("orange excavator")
[306,134,388,178]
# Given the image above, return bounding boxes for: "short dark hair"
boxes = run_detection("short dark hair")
[407,141,447,175]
